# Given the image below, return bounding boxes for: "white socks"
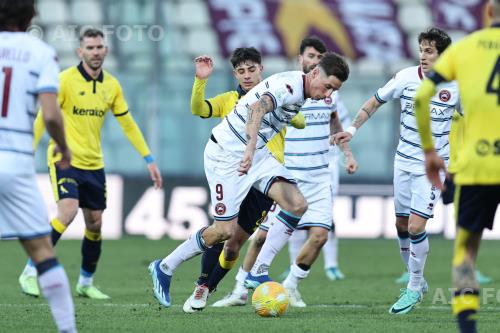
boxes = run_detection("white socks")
[398,235,410,270]
[77,273,93,287]
[250,213,297,277]
[160,228,207,276]
[288,229,307,265]
[408,231,429,291]
[283,263,310,289]
[38,264,76,333]
[233,266,248,295]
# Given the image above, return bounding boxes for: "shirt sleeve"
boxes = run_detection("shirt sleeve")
[206,92,234,118]
[36,47,60,94]
[262,74,303,110]
[375,71,403,104]
[191,77,211,118]
[115,111,151,158]
[111,79,129,116]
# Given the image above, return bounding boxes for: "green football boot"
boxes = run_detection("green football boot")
[19,274,40,297]
[389,288,422,315]
[76,284,110,300]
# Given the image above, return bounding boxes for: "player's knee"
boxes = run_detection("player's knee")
[309,230,328,248]
[212,223,233,242]
[223,245,239,261]
[395,219,408,233]
[408,223,425,235]
[86,220,102,233]
[289,197,308,217]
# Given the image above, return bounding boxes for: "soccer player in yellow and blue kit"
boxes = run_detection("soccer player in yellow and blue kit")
[19,28,163,299]
[415,1,500,331]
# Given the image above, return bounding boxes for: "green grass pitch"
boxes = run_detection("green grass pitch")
[1,238,499,332]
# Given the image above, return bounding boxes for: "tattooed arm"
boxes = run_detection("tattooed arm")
[332,96,382,144]
[238,94,274,175]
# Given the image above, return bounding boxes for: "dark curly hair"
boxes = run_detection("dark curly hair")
[418,27,452,54]
[0,0,35,32]
[230,47,262,69]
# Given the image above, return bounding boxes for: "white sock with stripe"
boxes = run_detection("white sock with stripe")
[160,227,207,276]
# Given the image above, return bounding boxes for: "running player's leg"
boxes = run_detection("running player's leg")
[150,139,249,307]
[323,224,345,280]
[21,237,76,333]
[282,182,332,306]
[391,172,443,314]
[0,173,76,332]
[452,185,500,333]
[246,179,307,287]
[283,226,328,307]
[184,224,249,312]
[19,163,79,296]
[187,188,273,310]
[76,168,109,299]
[393,168,411,284]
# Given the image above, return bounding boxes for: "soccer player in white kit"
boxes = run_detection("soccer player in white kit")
[334,28,460,314]
[284,91,352,283]
[0,1,76,332]
[149,52,350,308]
[243,43,357,306]
[249,90,357,307]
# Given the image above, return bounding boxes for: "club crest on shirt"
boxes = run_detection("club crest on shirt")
[285,84,294,94]
[215,203,226,215]
[324,96,332,104]
[439,89,451,102]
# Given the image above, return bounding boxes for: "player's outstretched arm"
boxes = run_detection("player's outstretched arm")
[239,95,274,176]
[333,96,382,144]
[39,93,71,169]
[191,56,215,118]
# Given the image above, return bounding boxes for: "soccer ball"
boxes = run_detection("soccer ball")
[251,281,289,317]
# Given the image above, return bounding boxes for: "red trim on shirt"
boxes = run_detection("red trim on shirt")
[302,74,306,99]
[418,66,424,81]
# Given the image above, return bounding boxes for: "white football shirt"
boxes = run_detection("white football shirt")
[211,71,307,153]
[375,66,460,173]
[0,32,59,174]
[284,93,339,183]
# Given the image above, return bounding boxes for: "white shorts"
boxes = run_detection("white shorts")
[393,168,444,220]
[204,139,295,221]
[259,182,333,231]
[0,172,51,239]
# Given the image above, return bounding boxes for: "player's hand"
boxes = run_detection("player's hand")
[424,150,445,190]
[238,150,254,176]
[332,132,352,145]
[147,163,163,189]
[194,55,214,80]
[345,154,358,174]
[53,145,71,169]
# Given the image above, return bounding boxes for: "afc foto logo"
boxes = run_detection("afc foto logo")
[215,203,226,215]
[439,89,451,102]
